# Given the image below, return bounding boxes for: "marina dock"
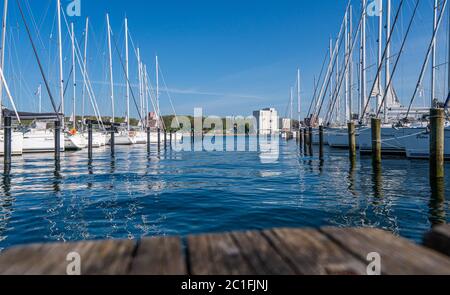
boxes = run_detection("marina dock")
[1,225,449,275]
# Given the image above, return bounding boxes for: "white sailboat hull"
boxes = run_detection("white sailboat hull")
[359,127,425,154]
[327,128,358,148]
[0,132,24,156]
[405,128,450,159]
[112,134,135,145]
[133,131,147,144]
[65,134,88,151]
[23,130,65,153]
[82,132,107,148]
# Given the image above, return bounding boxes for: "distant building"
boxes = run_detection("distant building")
[279,118,292,132]
[253,108,279,135]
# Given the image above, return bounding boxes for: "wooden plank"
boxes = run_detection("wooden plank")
[129,236,186,275]
[321,227,450,275]
[0,240,136,275]
[188,232,255,275]
[262,228,367,275]
[423,225,450,257]
[228,231,297,275]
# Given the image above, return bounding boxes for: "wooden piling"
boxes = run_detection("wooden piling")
[371,118,381,164]
[157,128,161,151]
[3,115,12,166]
[87,121,93,160]
[110,129,115,157]
[348,122,356,159]
[303,128,308,155]
[308,127,313,156]
[54,120,61,162]
[299,128,304,147]
[430,108,445,179]
[319,125,324,159]
[146,127,151,154]
[164,131,167,150]
[169,132,173,147]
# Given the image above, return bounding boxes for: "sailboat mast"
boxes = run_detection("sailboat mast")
[432,0,438,106]
[71,22,76,129]
[290,87,293,121]
[384,0,392,123]
[349,5,353,121]
[106,13,115,123]
[156,55,160,126]
[344,7,349,123]
[125,17,130,131]
[57,0,64,127]
[137,48,143,128]
[297,68,301,125]
[82,17,89,128]
[360,0,367,120]
[38,84,42,113]
[144,64,149,128]
[376,0,383,112]
[0,0,7,126]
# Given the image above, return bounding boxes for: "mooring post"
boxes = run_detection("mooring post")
[308,127,313,155]
[110,128,115,157]
[430,108,445,179]
[157,128,161,151]
[348,122,356,159]
[371,118,381,164]
[319,125,324,159]
[299,128,304,148]
[164,131,167,150]
[146,127,151,154]
[303,128,308,155]
[169,131,173,148]
[87,121,93,160]
[54,120,61,162]
[3,115,12,166]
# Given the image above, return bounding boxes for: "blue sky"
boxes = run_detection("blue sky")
[0,0,446,119]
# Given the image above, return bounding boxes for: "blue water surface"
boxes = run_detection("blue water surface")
[0,138,448,251]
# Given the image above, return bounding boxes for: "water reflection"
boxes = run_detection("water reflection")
[429,178,446,226]
[372,162,383,200]
[348,158,357,196]
[0,140,448,251]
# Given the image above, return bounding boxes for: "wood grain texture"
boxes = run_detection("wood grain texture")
[1,227,449,275]
[423,225,450,257]
[262,228,367,275]
[129,236,186,275]
[0,240,136,275]
[321,227,450,275]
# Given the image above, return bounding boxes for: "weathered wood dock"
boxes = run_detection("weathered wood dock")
[0,225,449,275]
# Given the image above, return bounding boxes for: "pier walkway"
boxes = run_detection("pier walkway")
[0,226,449,275]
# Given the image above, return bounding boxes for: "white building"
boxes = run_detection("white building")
[253,108,279,135]
[279,118,292,132]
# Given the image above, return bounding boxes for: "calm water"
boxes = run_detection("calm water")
[0,138,449,251]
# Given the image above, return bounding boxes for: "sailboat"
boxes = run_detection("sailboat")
[403,0,450,159]
[326,5,357,148]
[64,23,87,151]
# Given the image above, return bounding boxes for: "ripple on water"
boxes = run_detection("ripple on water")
[0,141,449,251]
